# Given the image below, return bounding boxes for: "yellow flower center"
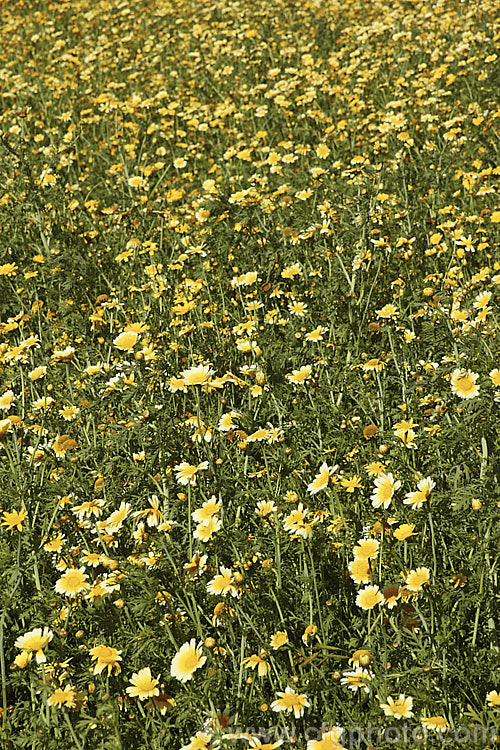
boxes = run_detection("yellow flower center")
[281,693,301,708]
[455,374,474,393]
[378,480,394,502]
[178,651,201,673]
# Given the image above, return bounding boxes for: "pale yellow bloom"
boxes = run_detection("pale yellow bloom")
[193,516,222,542]
[421,716,450,732]
[126,667,160,700]
[307,463,336,494]
[113,331,139,351]
[405,567,430,592]
[348,558,371,584]
[393,524,416,541]
[286,365,313,385]
[307,729,343,750]
[349,649,372,667]
[486,690,500,708]
[380,694,414,719]
[341,666,373,693]
[270,631,288,649]
[450,369,479,399]
[243,652,269,677]
[207,566,238,597]
[171,639,206,682]
[302,624,317,644]
[192,497,221,523]
[371,473,401,509]
[256,500,277,518]
[271,686,310,718]
[356,585,383,609]
[404,477,435,509]
[90,645,122,675]
[55,568,89,598]
[15,627,53,664]
[352,539,379,560]
[174,461,209,486]
[181,364,215,386]
[47,685,77,707]
[0,390,15,411]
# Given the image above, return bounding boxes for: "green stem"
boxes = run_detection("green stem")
[187,484,193,560]
[471,569,484,648]
[375,371,385,432]
[427,512,438,580]
[0,610,8,731]
[386,325,406,403]
[274,514,282,590]
[63,709,84,750]
[306,542,326,643]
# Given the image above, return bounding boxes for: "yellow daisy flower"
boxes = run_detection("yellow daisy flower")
[191,496,221,524]
[15,627,53,664]
[181,364,215,386]
[340,666,373,693]
[380,694,414,719]
[47,685,77,708]
[348,558,372,584]
[421,716,450,732]
[271,686,310,718]
[286,365,313,385]
[193,516,222,542]
[171,639,207,682]
[174,461,209,486]
[356,584,383,609]
[90,645,122,675]
[486,690,500,708]
[349,649,372,667]
[403,477,435,509]
[353,539,379,560]
[113,331,139,350]
[307,462,336,494]
[393,523,416,541]
[207,566,238,597]
[405,567,430,592]
[450,368,479,399]
[307,729,343,750]
[243,651,269,677]
[126,667,160,700]
[371,473,401,509]
[270,631,288,649]
[55,567,89,598]
[0,390,16,411]
[2,508,27,532]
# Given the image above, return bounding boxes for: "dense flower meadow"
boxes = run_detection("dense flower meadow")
[0,0,499,747]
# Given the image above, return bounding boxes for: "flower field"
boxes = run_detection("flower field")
[0,0,499,747]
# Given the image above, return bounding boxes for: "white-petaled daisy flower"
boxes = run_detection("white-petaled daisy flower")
[450,368,479,399]
[207,566,238,597]
[340,666,374,693]
[14,627,53,664]
[356,584,383,609]
[307,463,337,494]
[181,364,215,386]
[271,686,310,718]
[171,639,206,682]
[174,461,209,486]
[403,477,435,509]
[380,694,414,719]
[371,473,401,509]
